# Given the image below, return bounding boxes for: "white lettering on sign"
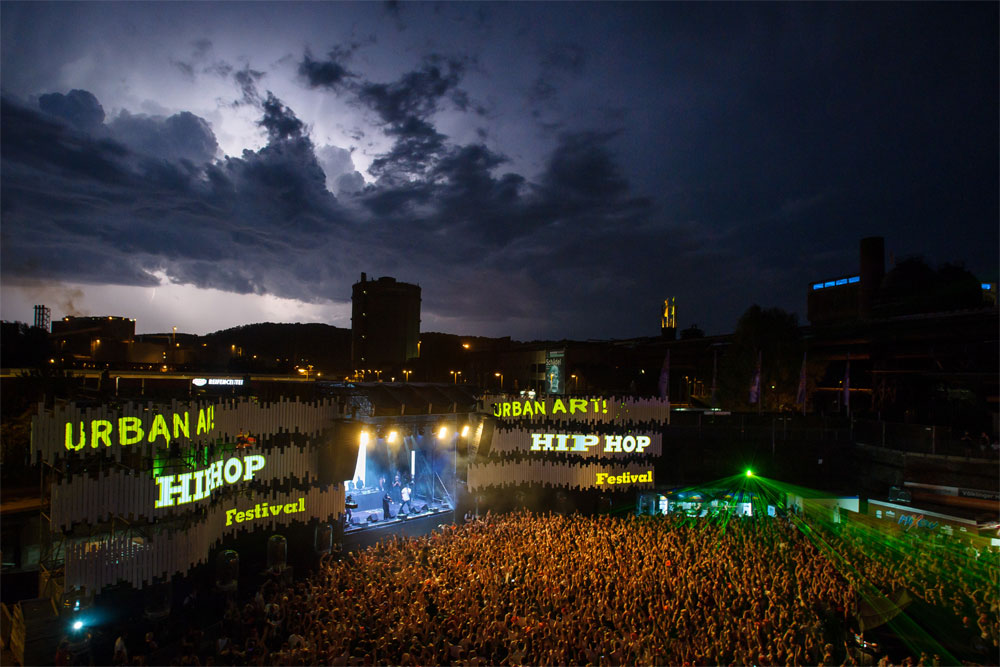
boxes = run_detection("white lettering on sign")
[529,433,650,454]
[155,455,266,508]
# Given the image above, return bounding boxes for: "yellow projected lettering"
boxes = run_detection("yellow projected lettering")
[91,420,113,448]
[493,398,608,418]
[225,497,305,526]
[63,407,216,451]
[119,417,144,445]
[595,470,653,485]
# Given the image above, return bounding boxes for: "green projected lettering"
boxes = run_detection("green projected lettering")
[64,406,215,450]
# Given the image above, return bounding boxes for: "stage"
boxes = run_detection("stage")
[342,495,456,552]
[344,488,453,533]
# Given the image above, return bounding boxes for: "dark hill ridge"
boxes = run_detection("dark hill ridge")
[205,322,351,373]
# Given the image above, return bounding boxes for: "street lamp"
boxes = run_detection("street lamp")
[571,374,578,393]
[494,372,503,390]
[450,370,462,384]
[403,369,412,382]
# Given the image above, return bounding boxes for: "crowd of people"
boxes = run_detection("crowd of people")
[132,510,997,666]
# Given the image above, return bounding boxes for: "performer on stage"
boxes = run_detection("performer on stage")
[400,481,413,515]
[382,492,392,521]
[392,472,402,502]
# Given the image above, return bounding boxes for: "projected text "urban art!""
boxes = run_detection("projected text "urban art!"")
[493,398,608,418]
[64,406,216,450]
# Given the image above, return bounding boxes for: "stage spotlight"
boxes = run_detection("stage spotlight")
[72,620,83,631]
[387,430,398,444]
[745,469,754,478]
[437,426,448,439]
[461,424,470,437]
[360,431,370,446]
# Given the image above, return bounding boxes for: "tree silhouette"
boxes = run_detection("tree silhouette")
[876,257,982,316]
[718,305,815,411]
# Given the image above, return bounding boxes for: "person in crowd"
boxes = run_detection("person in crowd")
[113,631,128,665]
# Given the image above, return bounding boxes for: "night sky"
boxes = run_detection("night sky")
[2,2,997,340]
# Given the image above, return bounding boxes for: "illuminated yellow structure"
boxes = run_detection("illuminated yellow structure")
[661,297,676,338]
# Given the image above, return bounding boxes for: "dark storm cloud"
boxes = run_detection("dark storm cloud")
[7,76,671,336]
[233,65,265,107]
[37,89,105,132]
[354,56,473,181]
[4,0,996,341]
[300,51,482,181]
[259,92,305,142]
[357,56,465,126]
[1,92,355,300]
[542,131,629,202]
[108,110,219,164]
[298,48,356,91]
[367,117,446,181]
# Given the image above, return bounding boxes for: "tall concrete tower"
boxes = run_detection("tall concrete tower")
[351,273,421,373]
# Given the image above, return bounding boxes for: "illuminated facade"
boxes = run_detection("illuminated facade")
[351,273,421,373]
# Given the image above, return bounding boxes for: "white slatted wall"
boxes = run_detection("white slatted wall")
[468,461,654,492]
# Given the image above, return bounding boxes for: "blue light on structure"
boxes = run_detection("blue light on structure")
[983,283,992,290]
[813,275,861,291]
[73,620,83,631]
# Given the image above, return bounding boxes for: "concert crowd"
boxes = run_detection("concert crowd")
[109,511,997,667]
